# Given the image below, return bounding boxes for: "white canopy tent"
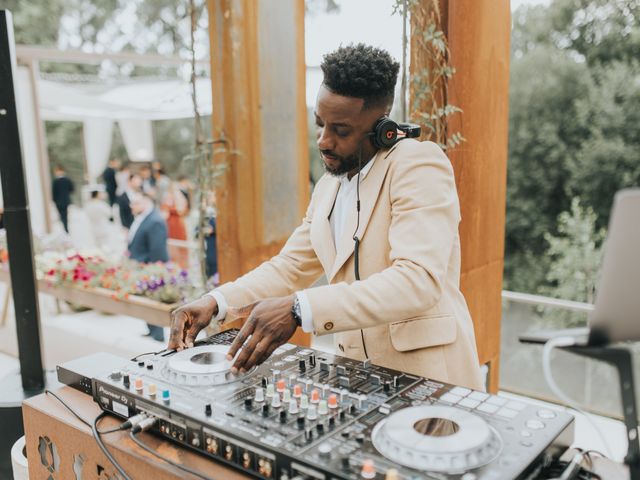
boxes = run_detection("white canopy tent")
[14,45,211,235]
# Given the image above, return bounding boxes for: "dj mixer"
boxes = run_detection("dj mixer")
[58,329,574,479]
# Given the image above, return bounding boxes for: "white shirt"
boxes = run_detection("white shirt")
[127,205,154,245]
[207,157,376,332]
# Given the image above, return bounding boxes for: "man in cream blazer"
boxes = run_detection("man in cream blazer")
[168,44,483,391]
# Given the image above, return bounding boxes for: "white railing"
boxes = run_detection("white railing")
[502,290,594,313]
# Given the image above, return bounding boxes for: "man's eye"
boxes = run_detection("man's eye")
[336,130,350,138]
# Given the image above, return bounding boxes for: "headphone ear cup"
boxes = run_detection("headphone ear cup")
[371,117,399,149]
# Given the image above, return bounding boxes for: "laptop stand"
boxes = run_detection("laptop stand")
[562,345,639,480]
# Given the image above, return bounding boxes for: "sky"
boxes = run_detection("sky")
[305,0,551,66]
[303,0,551,105]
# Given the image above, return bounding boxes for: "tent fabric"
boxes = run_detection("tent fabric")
[118,119,155,162]
[83,118,114,183]
[16,72,212,233]
[38,77,212,121]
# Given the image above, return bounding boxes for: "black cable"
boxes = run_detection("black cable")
[44,389,124,434]
[130,350,160,362]
[352,139,369,360]
[93,412,133,480]
[129,430,213,480]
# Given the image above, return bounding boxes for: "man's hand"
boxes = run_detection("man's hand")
[168,296,218,350]
[226,295,298,374]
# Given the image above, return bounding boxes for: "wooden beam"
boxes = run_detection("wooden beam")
[207,0,310,346]
[447,0,510,393]
[410,0,510,392]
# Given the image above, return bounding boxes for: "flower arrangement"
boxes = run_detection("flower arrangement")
[37,252,196,304]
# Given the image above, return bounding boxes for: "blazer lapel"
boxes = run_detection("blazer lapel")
[310,177,340,275]
[329,147,394,282]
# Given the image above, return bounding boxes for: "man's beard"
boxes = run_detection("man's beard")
[321,150,361,177]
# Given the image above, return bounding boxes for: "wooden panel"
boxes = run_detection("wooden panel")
[446,0,511,271]
[460,261,504,392]
[207,0,310,346]
[208,0,309,278]
[24,387,250,479]
[446,0,510,392]
[410,0,510,391]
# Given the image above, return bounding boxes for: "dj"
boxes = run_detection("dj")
[168,44,483,390]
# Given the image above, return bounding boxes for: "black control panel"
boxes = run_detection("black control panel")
[60,330,574,479]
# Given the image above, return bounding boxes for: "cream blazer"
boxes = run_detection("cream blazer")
[217,140,484,390]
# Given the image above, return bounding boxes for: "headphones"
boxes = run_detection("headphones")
[369,117,421,149]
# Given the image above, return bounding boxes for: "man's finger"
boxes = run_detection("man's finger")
[241,338,279,372]
[231,332,262,374]
[226,318,256,360]
[226,301,259,324]
[168,310,189,350]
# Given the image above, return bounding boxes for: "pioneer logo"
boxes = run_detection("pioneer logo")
[98,385,129,405]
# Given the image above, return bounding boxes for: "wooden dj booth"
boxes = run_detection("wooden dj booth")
[23,386,247,480]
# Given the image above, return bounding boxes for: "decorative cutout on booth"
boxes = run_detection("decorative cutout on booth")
[72,453,86,480]
[37,436,60,479]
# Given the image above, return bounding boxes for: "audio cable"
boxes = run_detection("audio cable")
[45,390,133,479]
[542,337,614,459]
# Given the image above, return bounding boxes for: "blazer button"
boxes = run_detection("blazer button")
[324,322,334,331]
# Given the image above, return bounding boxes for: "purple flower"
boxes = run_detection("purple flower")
[179,270,188,278]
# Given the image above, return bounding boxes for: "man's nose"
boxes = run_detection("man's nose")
[317,127,334,151]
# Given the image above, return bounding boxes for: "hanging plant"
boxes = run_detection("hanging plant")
[394,0,465,150]
[185,0,238,288]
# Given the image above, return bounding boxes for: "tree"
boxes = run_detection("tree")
[540,198,604,326]
[505,0,640,294]
[505,45,590,291]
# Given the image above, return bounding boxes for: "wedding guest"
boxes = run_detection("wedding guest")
[117,173,142,229]
[152,166,171,205]
[128,191,169,342]
[84,188,112,250]
[161,183,189,268]
[101,158,120,211]
[177,176,192,211]
[52,165,74,233]
[115,163,130,197]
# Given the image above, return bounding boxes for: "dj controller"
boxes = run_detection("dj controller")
[58,329,575,480]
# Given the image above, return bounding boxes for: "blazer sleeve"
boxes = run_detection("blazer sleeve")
[305,141,461,334]
[215,181,326,309]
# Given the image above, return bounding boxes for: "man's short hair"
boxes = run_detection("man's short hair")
[320,43,400,109]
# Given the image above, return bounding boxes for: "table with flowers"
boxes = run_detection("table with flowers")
[0,252,197,327]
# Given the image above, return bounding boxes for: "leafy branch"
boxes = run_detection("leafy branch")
[394,0,465,150]
[186,0,234,288]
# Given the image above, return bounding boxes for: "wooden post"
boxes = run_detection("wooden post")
[207,0,310,345]
[411,0,511,392]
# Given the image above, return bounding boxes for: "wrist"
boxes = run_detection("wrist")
[201,293,219,317]
[290,295,302,327]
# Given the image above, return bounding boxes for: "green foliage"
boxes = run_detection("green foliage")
[393,0,465,151]
[153,116,212,181]
[505,0,640,295]
[539,198,604,326]
[543,198,605,302]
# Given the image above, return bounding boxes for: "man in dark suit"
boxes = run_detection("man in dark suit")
[51,165,74,233]
[102,158,120,212]
[117,173,142,229]
[127,191,169,341]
